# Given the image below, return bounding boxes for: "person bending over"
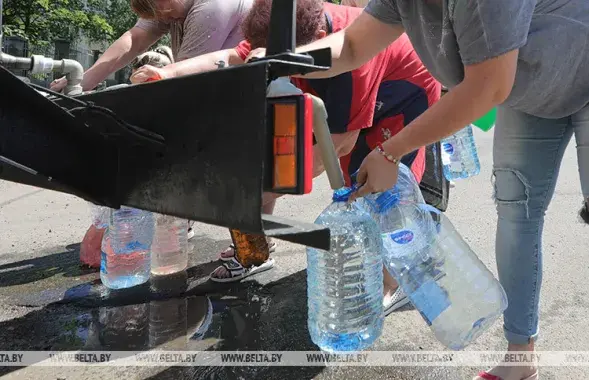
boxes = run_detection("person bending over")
[130,0,440,317]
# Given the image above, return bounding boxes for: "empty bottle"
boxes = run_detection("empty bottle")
[440,125,481,181]
[100,206,154,289]
[80,204,111,268]
[151,213,189,276]
[363,193,507,350]
[307,187,384,352]
[90,204,110,229]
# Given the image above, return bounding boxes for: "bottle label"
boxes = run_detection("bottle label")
[408,279,450,326]
[383,228,429,259]
[390,229,414,244]
[100,251,108,274]
[441,142,454,165]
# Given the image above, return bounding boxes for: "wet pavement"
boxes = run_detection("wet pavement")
[0,128,587,379]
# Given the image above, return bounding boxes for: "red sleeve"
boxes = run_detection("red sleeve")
[234,40,252,61]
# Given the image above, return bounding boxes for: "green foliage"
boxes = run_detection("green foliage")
[102,0,139,42]
[2,0,138,47]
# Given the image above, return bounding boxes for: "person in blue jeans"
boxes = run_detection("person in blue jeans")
[245,0,589,379]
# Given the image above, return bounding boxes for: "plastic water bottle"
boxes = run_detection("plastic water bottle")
[151,214,188,276]
[90,203,110,229]
[80,204,111,268]
[362,193,507,350]
[307,187,384,352]
[440,125,481,181]
[100,206,154,289]
[357,163,423,211]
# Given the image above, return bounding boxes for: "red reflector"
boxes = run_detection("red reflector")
[302,94,314,194]
[274,136,296,155]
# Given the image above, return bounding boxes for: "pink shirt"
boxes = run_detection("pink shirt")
[135,0,253,61]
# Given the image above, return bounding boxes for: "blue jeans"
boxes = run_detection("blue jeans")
[493,104,589,345]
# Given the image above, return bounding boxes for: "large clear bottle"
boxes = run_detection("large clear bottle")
[440,125,481,181]
[363,163,425,210]
[100,206,154,289]
[363,191,507,350]
[307,187,384,352]
[151,213,188,276]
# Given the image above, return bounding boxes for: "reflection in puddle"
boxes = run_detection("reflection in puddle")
[3,268,327,379]
[99,304,150,350]
[77,270,218,351]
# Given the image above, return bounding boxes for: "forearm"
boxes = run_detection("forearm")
[294,13,404,79]
[82,31,150,90]
[163,49,243,78]
[293,31,353,79]
[382,80,500,158]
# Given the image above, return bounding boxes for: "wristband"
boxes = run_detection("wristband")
[376,142,400,165]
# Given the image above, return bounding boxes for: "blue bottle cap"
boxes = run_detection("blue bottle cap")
[332,187,354,202]
[371,187,400,214]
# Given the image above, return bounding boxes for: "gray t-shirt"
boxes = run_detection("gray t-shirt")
[135,0,253,62]
[365,0,589,118]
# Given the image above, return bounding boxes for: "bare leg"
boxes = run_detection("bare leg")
[213,194,279,278]
[262,198,277,215]
[475,342,537,380]
[383,266,399,303]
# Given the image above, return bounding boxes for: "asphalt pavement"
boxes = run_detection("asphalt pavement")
[0,128,587,379]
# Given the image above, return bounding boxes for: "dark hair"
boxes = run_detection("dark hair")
[131,47,174,70]
[242,0,326,49]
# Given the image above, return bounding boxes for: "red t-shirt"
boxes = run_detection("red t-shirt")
[235,3,441,185]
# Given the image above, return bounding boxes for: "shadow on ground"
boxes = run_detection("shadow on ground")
[0,267,325,379]
[0,230,326,379]
[0,244,95,288]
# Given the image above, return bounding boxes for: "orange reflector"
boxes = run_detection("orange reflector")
[274,104,297,136]
[274,155,296,188]
[273,103,297,189]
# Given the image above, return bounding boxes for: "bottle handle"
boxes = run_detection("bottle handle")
[417,203,443,233]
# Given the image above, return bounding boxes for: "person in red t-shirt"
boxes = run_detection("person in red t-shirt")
[131,0,441,314]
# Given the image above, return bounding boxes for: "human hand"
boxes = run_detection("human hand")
[130,65,167,84]
[349,148,399,202]
[245,48,267,63]
[50,76,68,92]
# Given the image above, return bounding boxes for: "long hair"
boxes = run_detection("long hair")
[130,0,157,19]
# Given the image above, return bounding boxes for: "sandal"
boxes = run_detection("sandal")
[187,220,196,240]
[474,370,538,380]
[210,256,275,283]
[383,287,410,316]
[219,238,277,262]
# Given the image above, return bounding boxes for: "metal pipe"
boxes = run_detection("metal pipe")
[0,52,33,70]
